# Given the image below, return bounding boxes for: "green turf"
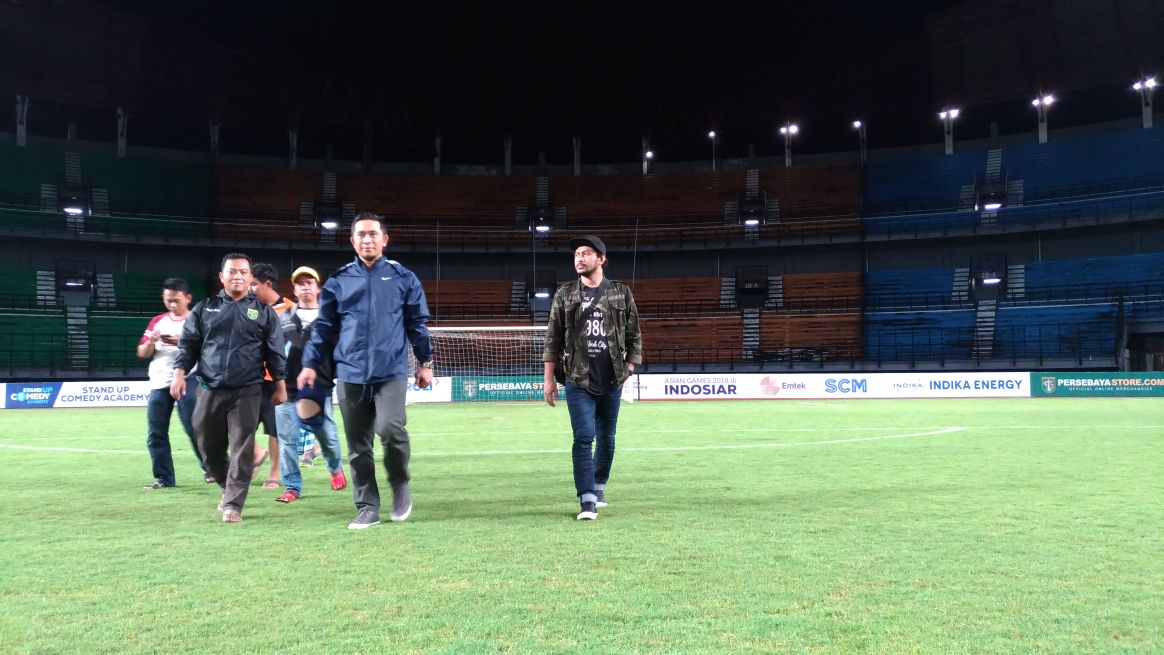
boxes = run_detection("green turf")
[0,398,1161,654]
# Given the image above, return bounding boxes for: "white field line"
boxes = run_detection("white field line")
[2,424,1159,457]
[7,424,1163,443]
[0,426,969,457]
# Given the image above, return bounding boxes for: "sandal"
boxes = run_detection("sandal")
[260,479,281,490]
[222,508,242,523]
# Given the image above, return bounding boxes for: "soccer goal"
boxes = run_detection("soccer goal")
[419,325,547,378]
[410,325,637,403]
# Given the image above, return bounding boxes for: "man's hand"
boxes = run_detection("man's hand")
[544,377,558,406]
[415,366,433,390]
[298,367,317,389]
[271,380,288,405]
[170,369,186,401]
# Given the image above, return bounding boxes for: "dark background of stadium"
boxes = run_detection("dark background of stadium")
[2,0,1162,164]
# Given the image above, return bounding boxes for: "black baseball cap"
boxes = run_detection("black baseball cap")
[569,234,606,256]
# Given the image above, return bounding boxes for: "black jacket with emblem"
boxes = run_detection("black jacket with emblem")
[175,290,286,389]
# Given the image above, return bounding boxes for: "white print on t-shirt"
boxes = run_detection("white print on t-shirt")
[296,307,319,326]
[142,313,187,389]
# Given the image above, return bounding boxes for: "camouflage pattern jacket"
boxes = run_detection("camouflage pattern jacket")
[542,278,643,390]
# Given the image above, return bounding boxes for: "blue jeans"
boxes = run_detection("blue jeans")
[276,396,342,494]
[146,383,201,486]
[565,381,621,502]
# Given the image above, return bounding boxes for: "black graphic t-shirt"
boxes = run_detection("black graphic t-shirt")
[580,283,613,394]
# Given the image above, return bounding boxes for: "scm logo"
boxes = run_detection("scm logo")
[825,378,867,393]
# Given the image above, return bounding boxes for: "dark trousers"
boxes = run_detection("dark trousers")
[145,383,201,486]
[565,381,622,500]
[336,380,410,512]
[193,384,262,512]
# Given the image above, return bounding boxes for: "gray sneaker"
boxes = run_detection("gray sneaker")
[390,483,412,522]
[347,507,380,530]
[576,501,598,520]
[595,489,607,507]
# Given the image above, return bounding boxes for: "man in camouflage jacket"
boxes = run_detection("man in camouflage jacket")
[543,234,643,520]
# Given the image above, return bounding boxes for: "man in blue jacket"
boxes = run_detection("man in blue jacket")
[300,212,434,530]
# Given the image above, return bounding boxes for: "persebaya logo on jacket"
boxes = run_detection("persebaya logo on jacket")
[247,308,259,320]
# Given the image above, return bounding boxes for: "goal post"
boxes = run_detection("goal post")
[412,326,549,402]
[410,325,637,403]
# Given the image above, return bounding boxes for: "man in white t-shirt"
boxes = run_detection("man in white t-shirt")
[138,278,207,489]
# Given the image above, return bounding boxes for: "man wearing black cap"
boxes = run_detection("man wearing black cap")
[543,234,642,520]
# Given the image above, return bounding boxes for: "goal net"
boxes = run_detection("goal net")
[410,326,548,402]
[408,325,638,403]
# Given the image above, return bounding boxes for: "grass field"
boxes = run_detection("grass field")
[0,398,1161,654]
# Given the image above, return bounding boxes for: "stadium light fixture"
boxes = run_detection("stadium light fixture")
[58,188,91,226]
[982,202,1003,211]
[852,120,867,164]
[779,123,798,167]
[707,130,719,172]
[529,210,553,235]
[1133,76,1156,128]
[533,291,551,298]
[1032,93,1056,143]
[938,108,960,154]
[981,276,1002,285]
[319,220,339,230]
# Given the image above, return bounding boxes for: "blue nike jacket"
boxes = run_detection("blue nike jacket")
[302,256,433,384]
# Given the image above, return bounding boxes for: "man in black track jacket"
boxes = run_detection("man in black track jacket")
[172,253,287,523]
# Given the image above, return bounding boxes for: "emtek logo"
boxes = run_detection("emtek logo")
[825,378,867,393]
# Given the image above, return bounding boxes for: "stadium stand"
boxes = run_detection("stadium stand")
[423,279,531,325]
[0,269,42,309]
[759,313,863,362]
[757,165,863,239]
[551,172,744,247]
[640,314,744,365]
[865,267,963,310]
[341,174,535,225]
[864,309,976,362]
[993,303,1118,361]
[0,308,68,371]
[1000,128,1164,198]
[756,272,864,362]
[864,150,985,214]
[629,277,727,316]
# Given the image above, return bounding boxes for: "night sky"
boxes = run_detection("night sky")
[22,1,1156,164]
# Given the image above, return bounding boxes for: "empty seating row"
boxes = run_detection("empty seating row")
[641,315,744,365]
[759,313,862,362]
[993,304,1118,359]
[864,310,977,361]
[780,272,863,312]
[866,267,960,309]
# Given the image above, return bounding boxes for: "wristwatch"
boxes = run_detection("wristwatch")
[419,361,434,369]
